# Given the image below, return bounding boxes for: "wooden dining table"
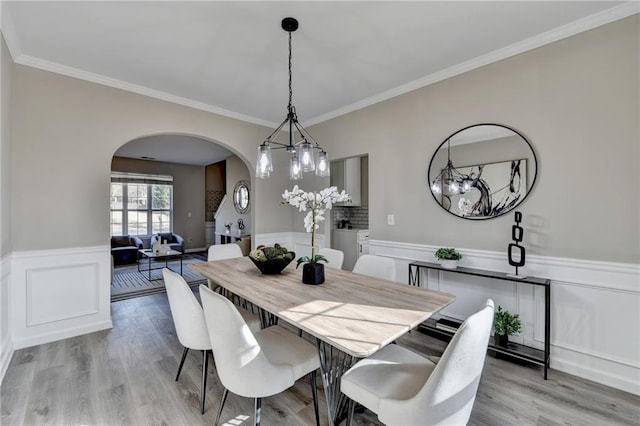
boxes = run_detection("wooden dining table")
[190,257,455,425]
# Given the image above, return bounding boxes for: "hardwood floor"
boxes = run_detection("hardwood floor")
[2,292,638,425]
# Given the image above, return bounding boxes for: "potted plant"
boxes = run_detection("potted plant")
[282,185,350,284]
[296,254,329,285]
[493,305,522,347]
[434,247,463,269]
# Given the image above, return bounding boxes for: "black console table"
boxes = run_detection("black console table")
[409,261,551,379]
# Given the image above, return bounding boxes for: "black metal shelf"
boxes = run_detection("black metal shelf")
[409,261,551,379]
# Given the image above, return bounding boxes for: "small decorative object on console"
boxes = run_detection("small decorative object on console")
[434,247,463,269]
[507,211,526,278]
[249,244,295,275]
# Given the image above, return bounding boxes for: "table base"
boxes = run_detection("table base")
[316,339,358,425]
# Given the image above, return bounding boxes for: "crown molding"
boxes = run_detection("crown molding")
[2,2,638,128]
[0,5,21,60]
[305,2,640,126]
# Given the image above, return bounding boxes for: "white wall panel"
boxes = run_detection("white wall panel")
[369,238,640,395]
[10,245,112,349]
[0,254,12,382]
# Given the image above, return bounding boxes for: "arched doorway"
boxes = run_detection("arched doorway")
[109,133,252,301]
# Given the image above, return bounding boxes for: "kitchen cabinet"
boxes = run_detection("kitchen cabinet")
[331,157,361,206]
[332,229,369,271]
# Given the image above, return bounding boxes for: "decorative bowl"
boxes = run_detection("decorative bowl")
[249,252,295,275]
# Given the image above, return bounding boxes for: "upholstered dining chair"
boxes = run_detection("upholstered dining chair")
[352,254,396,281]
[207,244,244,292]
[162,268,212,415]
[318,247,345,269]
[206,244,261,329]
[340,299,495,426]
[199,284,321,426]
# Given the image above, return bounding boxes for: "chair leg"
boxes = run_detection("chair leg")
[214,388,229,426]
[310,371,320,426]
[175,347,189,381]
[346,397,355,426]
[201,350,209,415]
[254,397,262,426]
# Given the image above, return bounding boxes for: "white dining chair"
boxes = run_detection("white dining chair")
[352,254,396,281]
[199,284,321,426]
[340,299,495,426]
[207,244,244,292]
[207,244,261,329]
[162,268,213,415]
[318,247,344,269]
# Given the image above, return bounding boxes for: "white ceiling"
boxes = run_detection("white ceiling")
[115,135,233,166]
[2,1,636,164]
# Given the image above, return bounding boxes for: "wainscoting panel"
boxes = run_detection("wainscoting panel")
[254,232,326,259]
[369,238,640,395]
[26,263,99,326]
[1,254,12,383]
[10,245,113,350]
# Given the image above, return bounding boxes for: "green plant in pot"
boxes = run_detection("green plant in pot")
[296,254,328,285]
[493,305,522,347]
[434,247,463,269]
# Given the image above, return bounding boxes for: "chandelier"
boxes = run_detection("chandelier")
[256,17,329,180]
[430,138,473,196]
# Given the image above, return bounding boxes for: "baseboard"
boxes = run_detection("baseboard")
[0,253,12,384]
[12,320,113,350]
[0,332,13,384]
[369,238,640,396]
[184,247,206,254]
[10,245,114,350]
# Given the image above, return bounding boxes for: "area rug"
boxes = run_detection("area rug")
[111,256,207,302]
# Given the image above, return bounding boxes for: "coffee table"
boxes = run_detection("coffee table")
[137,249,183,281]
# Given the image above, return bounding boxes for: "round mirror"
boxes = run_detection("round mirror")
[427,124,537,220]
[233,180,250,214]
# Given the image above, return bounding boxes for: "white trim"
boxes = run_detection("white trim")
[11,244,109,260]
[2,4,637,127]
[0,253,13,384]
[11,320,113,350]
[368,238,640,395]
[306,3,640,126]
[10,246,113,350]
[0,5,21,60]
[11,54,277,129]
[551,348,640,396]
[369,240,639,293]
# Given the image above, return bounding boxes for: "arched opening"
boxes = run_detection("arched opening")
[109,133,252,301]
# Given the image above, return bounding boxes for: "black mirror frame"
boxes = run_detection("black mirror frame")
[427,123,538,220]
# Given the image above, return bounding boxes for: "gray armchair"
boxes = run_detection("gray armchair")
[111,235,144,265]
[150,232,185,253]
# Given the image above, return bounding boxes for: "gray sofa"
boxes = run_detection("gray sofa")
[150,232,185,253]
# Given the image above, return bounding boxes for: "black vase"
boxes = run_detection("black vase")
[494,332,509,347]
[302,263,325,285]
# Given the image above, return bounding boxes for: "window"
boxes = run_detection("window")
[110,173,173,236]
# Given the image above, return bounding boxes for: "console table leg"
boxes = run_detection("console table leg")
[545,283,551,380]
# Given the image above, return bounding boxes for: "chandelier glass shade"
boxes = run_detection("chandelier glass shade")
[256,17,329,180]
[430,139,473,196]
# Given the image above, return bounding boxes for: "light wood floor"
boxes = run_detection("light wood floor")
[2,292,638,425]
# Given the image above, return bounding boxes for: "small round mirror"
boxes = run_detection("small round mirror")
[233,180,250,214]
[427,124,537,219]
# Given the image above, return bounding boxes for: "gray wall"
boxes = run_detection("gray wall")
[215,154,252,236]
[309,16,639,263]
[111,156,206,250]
[10,64,295,251]
[1,35,11,256]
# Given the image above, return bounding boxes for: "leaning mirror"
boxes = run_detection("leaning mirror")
[233,180,250,214]
[428,124,537,219]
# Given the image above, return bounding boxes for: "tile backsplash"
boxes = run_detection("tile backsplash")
[333,206,369,229]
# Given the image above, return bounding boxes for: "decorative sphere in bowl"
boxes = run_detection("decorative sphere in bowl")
[249,244,295,275]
